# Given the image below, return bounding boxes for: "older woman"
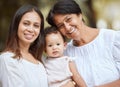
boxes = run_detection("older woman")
[46,0,120,87]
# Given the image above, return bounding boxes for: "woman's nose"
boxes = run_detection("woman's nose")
[27,25,34,32]
[64,22,71,31]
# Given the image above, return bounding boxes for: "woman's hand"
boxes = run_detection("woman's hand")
[60,81,75,87]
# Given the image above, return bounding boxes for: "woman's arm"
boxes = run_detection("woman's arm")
[96,79,120,87]
[69,61,87,87]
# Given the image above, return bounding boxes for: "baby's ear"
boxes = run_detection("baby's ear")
[44,48,46,53]
[64,42,67,50]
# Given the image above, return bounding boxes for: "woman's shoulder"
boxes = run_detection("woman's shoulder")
[0,51,14,57]
[99,29,116,40]
[100,28,115,35]
[0,51,15,61]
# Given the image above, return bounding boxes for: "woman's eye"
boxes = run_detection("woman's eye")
[66,17,71,22]
[57,24,64,30]
[23,22,29,26]
[34,24,40,28]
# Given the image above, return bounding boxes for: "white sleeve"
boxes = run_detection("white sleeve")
[0,54,9,87]
[0,53,24,87]
[113,31,120,73]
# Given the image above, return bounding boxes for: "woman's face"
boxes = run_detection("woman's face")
[18,11,41,46]
[54,14,82,40]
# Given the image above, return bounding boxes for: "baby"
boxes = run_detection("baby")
[43,26,87,87]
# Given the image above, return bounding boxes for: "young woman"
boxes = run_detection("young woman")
[0,4,48,87]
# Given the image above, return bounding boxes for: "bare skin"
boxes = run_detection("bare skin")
[60,81,75,87]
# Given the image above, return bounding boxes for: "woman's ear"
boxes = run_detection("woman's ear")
[79,14,83,20]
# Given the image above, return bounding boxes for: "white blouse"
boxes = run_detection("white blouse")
[64,29,120,87]
[0,52,48,87]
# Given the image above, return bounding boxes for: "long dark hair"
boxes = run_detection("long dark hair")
[46,0,82,26]
[4,4,44,62]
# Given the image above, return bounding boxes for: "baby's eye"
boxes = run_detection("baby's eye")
[57,43,60,46]
[48,44,52,47]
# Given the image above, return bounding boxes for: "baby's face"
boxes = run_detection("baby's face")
[45,32,66,58]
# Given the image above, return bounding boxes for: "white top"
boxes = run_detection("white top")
[43,56,72,87]
[0,52,48,87]
[64,29,120,87]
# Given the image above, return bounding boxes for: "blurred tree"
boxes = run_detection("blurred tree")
[85,0,96,27]
[0,0,20,51]
[76,0,96,27]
